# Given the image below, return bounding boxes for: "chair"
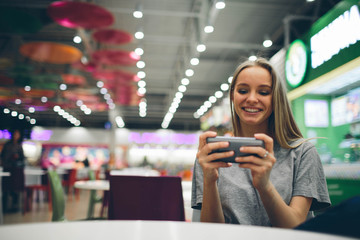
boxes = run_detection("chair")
[295,195,360,239]
[61,168,79,201]
[48,170,66,222]
[86,169,103,219]
[108,175,185,221]
[25,172,51,212]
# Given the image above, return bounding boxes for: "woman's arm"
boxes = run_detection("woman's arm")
[196,131,233,223]
[236,133,312,228]
[258,182,312,228]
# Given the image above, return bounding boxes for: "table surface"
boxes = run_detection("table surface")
[0,220,356,240]
[74,180,109,191]
[0,172,10,177]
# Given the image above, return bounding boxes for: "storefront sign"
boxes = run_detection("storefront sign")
[310,5,360,69]
[285,39,308,88]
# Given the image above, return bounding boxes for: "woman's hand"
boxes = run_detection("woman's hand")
[235,133,276,191]
[196,131,233,183]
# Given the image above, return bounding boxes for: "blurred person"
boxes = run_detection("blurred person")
[1,129,25,212]
[191,58,330,228]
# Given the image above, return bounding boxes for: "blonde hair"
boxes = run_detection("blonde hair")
[229,58,303,149]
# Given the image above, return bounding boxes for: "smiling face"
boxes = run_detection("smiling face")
[231,66,273,135]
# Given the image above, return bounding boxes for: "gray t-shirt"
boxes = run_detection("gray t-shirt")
[191,139,331,226]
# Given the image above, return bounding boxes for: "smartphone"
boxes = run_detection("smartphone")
[206,136,265,163]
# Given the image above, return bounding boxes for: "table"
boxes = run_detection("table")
[0,171,10,225]
[110,167,160,176]
[74,180,109,191]
[0,220,355,240]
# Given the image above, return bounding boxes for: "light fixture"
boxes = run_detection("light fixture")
[115,116,125,128]
[190,57,199,65]
[135,47,144,56]
[137,71,146,79]
[215,0,226,9]
[204,22,214,33]
[185,69,194,77]
[181,78,190,85]
[196,44,206,52]
[137,60,145,68]
[135,30,144,40]
[249,54,257,61]
[263,35,273,48]
[73,35,82,44]
[133,3,143,18]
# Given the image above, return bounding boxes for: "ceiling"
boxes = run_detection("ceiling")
[0,0,342,132]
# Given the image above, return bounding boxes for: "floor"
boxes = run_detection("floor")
[3,189,105,225]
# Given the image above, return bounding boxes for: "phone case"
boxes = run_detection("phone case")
[206,136,265,162]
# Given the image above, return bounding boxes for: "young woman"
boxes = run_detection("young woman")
[191,58,330,228]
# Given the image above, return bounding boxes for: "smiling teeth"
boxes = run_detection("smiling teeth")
[244,108,259,112]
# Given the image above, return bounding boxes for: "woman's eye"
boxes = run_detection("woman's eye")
[238,89,248,94]
[259,91,270,96]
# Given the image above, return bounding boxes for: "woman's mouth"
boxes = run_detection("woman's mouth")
[242,107,262,113]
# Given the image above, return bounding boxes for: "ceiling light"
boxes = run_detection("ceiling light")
[115,116,125,128]
[215,91,223,98]
[11,111,18,117]
[175,92,183,99]
[73,35,82,44]
[138,87,146,95]
[18,114,24,120]
[24,86,31,91]
[4,108,10,114]
[209,96,217,103]
[181,78,190,85]
[97,81,104,88]
[15,99,21,104]
[204,101,212,108]
[135,47,144,56]
[53,106,61,112]
[137,71,146,79]
[30,119,36,125]
[28,107,35,113]
[190,58,199,65]
[263,35,273,48]
[185,69,194,77]
[215,0,226,9]
[204,25,214,33]
[228,76,233,83]
[178,85,187,92]
[41,96,48,103]
[197,44,206,52]
[137,60,145,68]
[138,80,146,88]
[59,84,67,90]
[135,30,144,40]
[249,54,257,61]
[221,83,229,91]
[133,3,143,18]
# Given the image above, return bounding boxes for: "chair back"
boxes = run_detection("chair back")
[108,175,185,221]
[48,170,66,222]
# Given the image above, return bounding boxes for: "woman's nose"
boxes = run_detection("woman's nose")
[246,91,258,103]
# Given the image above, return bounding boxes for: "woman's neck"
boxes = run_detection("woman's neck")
[239,122,269,137]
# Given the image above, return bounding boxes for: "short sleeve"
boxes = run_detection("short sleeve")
[191,158,204,210]
[293,141,331,211]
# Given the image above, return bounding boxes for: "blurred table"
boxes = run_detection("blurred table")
[110,167,160,177]
[0,220,355,240]
[74,180,109,191]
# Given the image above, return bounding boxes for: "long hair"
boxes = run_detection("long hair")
[229,58,303,149]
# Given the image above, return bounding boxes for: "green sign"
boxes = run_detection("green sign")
[285,39,308,88]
